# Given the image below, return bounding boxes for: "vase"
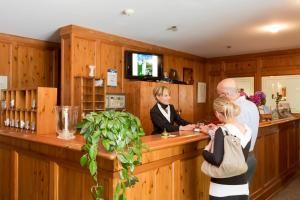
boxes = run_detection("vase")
[55,106,78,140]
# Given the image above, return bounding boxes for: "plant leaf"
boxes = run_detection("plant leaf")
[117,154,128,164]
[89,160,97,176]
[102,139,110,151]
[80,154,88,167]
[116,182,121,193]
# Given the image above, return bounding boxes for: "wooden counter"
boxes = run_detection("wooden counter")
[0,117,299,200]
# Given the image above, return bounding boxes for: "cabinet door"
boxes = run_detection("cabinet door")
[178,85,194,122]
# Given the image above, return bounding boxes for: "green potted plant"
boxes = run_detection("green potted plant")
[77,111,145,200]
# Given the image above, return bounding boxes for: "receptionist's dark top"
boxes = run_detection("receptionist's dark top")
[150,103,189,134]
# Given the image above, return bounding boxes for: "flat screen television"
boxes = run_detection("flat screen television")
[124,51,163,80]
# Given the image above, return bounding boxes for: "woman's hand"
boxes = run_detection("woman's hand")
[204,140,213,151]
[179,124,196,131]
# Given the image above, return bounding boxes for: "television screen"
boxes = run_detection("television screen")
[125,51,163,80]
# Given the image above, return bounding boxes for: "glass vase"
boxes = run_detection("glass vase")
[55,106,78,140]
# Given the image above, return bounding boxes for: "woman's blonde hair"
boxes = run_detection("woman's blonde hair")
[153,86,170,100]
[213,96,240,121]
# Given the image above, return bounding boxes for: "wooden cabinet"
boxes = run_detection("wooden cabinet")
[0,87,57,134]
[74,77,106,120]
[178,84,194,122]
[250,119,299,200]
[124,81,194,134]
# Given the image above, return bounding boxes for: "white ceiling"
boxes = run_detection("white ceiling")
[1,0,300,58]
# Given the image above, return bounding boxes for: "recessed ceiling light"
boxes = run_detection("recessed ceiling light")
[262,24,288,33]
[121,9,135,16]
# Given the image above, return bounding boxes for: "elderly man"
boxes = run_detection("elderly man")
[202,78,259,184]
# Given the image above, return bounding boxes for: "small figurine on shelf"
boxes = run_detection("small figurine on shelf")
[4,118,9,127]
[10,99,15,109]
[1,100,6,109]
[20,120,25,129]
[10,119,14,127]
[31,122,36,131]
[15,119,19,128]
[161,71,171,82]
[32,99,36,109]
[89,64,96,77]
[25,121,30,130]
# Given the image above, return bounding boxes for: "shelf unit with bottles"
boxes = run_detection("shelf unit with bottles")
[0,87,57,134]
[74,76,106,120]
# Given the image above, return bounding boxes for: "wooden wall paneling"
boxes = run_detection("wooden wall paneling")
[100,42,123,93]
[0,147,12,200]
[224,59,257,77]
[16,45,53,88]
[0,33,59,90]
[61,36,71,105]
[192,60,205,121]
[175,57,184,80]
[0,41,12,87]
[60,25,203,61]
[18,153,50,200]
[73,37,97,77]
[123,81,141,117]
[255,58,262,91]
[178,84,194,122]
[260,53,300,76]
[163,54,173,76]
[207,75,222,118]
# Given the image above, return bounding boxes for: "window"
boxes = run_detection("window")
[231,77,254,96]
[262,75,300,113]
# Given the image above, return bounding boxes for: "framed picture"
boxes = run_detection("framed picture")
[183,67,193,84]
[169,68,178,80]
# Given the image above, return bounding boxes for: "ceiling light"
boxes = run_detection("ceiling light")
[167,26,178,32]
[121,9,135,16]
[262,24,288,33]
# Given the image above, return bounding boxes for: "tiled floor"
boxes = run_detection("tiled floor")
[271,176,300,200]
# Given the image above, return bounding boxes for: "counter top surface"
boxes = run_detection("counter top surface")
[0,117,298,160]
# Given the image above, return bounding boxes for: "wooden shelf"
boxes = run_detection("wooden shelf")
[74,76,106,120]
[1,87,57,134]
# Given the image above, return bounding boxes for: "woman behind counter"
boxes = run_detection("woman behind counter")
[150,86,195,134]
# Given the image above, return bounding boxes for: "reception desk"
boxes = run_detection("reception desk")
[0,117,299,200]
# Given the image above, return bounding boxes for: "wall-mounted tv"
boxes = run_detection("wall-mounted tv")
[124,51,163,80]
